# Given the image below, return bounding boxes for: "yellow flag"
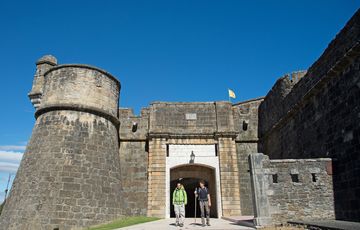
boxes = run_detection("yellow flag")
[228,89,236,99]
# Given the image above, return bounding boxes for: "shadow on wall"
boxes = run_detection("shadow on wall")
[257,9,360,222]
[170,178,218,218]
[170,165,218,218]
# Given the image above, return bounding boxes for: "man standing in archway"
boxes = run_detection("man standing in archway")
[195,179,211,227]
[172,182,187,227]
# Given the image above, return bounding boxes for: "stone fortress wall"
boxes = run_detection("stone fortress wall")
[118,108,149,216]
[249,153,334,225]
[258,9,360,221]
[232,98,264,216]
[145,102,242,218]
[0,9,359,230]
[0,57,123,230]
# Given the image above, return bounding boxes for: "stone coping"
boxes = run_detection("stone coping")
[35,59,57,66]
[148,131,238,139]
[35,104,120,128]
[150,101,231,105]
[232,97,265,106]
[269,158,332,163]
[43,64,121,89]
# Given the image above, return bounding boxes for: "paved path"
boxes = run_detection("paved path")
[117,218,255,230]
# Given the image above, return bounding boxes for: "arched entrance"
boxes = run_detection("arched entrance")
[170,164,218,218]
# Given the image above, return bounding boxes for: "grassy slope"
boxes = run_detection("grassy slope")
[87,216,160,230]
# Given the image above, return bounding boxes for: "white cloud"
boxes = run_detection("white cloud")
[0,151,23,163]
[0,146,26,151]
[0,151,23,174]
[0,162,20,173]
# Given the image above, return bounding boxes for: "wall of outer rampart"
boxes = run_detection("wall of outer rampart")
[258,9,360,221]
[249,153,334,225]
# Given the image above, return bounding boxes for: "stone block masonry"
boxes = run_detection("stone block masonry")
[0,59,123,230]
[218,137,242,217]
[259,9,360,221]
[232,98,264,215]
[119,108,149,216]
[119,141,148,216]
[249,153,334,226]
[2,9,360,229]
[147,138,167,217]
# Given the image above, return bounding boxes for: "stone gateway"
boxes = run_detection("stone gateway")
[0,9,359,230]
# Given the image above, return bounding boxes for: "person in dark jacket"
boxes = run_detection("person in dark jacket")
[195,179,211,226]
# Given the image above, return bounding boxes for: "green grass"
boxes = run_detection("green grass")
[87,216,160,230]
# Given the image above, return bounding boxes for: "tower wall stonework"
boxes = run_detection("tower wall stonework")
[28,55,58,109]
[0,61,122,230]
[118,108,149,216]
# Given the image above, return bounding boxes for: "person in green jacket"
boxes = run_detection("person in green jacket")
[172,182,187,227]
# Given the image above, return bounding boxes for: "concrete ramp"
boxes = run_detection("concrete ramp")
[288,220,360,230]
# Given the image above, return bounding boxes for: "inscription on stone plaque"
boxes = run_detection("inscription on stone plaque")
[185,113,197,120]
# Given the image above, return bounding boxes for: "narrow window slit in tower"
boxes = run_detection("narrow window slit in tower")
[311,173,318,182]
[272,174,278,183]
[242,120,248,131]
[132,122,138,132]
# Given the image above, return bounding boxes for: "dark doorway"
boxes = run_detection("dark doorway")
[170,164,217,218]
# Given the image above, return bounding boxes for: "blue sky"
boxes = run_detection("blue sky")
[0,1,358,201]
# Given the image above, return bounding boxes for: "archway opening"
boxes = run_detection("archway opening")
[170,164,217,218]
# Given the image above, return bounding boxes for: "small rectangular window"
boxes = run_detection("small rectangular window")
[291,174,299,183]
[311,173,318,182]
[272,174,278,183]
[242,120,248,131]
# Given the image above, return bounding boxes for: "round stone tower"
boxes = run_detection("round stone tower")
[0,55,122,230]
